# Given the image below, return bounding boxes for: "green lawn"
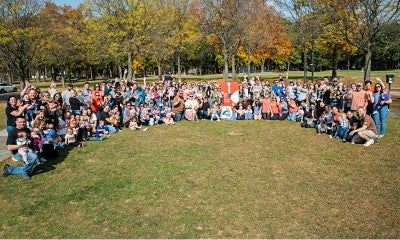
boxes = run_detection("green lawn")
[12,69,400,90]
[0,118,399,238]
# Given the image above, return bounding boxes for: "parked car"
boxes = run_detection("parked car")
[0,83,18,93]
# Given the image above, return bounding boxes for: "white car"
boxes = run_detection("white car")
[0,83,18,93]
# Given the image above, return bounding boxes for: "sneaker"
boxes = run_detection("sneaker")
[342,139,347,142]
[22,174,31,180]
[142,128,148,131]
[378,135,384,138]
[363,139,374,147]
[328,135,333,138]
[373,136,379,144]
[11,157,18,162]
[217,119,221,121]
[351,141,355,144]
[3,164,10,177]
[40,157,47,163]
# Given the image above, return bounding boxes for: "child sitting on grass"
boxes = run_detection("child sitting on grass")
[88,120,109,141]
[65,127,84,147]
[337,111,350,142]
[164,113,175,125]
[129,117,142,130]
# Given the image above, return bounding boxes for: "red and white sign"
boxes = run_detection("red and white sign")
[220,81,239,107]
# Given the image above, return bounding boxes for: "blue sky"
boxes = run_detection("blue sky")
[52,0,84,8]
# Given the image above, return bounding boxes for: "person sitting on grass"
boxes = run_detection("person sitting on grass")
[164,113,175,125]
[210,101,221,121]
[349,107,378,147]
[252,99,262,120]
[97,105,117,134]
[236,104,245,120]
[65,127,84,147]
[337,111,350,142]
[4,116,39,180]
[317,112,327,135]
[88,119,109,141]
[129,117,142,130]
[245,105,253,120]
[329,106,341,138]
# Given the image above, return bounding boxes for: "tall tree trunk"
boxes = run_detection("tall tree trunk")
[246,47,251,76]
[126,53,132,80]
[223,42,229,81]
[303,45,308,83]
[232,55,237,80]
[287,61,290,79]
[66,67,71,83]
[44,66,47,82]
[61,66,65,87]
[347,53,351,70]
[363,45,372,82]
[177,54,182,82]
[51,66,56,82]
[261,58,265,73]
[157,60,162,80]
[331,44,338,79]
[311,42,315,83]
[90,66,93,80]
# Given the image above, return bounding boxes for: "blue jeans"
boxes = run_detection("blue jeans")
[174,112,183,122]
[106,125,117,134]
[288,112,297,121]
[71,110,82,115]
[6,126,15,134]
[372,105,389,136]
[338,126,349,140]
[7,152,37,176]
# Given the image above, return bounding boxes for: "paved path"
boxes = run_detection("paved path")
[0,129,10,163]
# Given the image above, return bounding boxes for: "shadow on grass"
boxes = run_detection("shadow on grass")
[31,146,74,176]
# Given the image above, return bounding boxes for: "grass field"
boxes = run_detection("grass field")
[0,118,399,238]
[8,69,400,90]
[0,70,399,238]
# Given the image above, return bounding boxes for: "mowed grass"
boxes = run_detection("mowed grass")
[0,118,399,238]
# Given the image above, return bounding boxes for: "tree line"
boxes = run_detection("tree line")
[0,0,399,87]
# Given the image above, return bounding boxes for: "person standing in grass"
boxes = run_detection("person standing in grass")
[348,82,369,112]
[349,107,377,147]
[260,94,271,120]
[4,117,39,180]
[371,79,392,138]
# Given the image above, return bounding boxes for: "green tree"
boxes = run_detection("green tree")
[88,0,153,81]
[0,0,43,87]
[199,0,249,81]
[323,0,400,81]
[35,3,87,85]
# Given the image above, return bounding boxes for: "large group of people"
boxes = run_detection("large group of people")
[3,75,393,180]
